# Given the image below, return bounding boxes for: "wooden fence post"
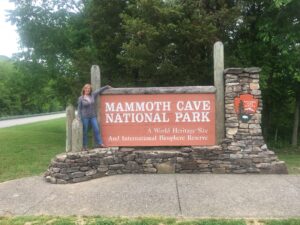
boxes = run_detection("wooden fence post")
[66,105,75,152]
[91,65,101,146]
[214,41,225,144]
[91,65,101,91]
[72,118,83,152]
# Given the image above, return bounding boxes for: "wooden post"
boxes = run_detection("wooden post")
[91,65,101,146]
[72,118,83,152]
[91,65,101,91]
[214,41,225,144]
[66,105,75,152]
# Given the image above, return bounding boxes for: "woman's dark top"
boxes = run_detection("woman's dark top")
[77,85,110,119]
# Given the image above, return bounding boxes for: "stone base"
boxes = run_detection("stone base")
[44,145,287,184]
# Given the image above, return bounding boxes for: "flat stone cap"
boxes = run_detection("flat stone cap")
[102,86,216,95]
[224,67,261,74]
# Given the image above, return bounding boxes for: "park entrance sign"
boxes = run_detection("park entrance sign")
[101,92,215,146]
[45,42,288,184]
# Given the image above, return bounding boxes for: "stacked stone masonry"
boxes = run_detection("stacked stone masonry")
[223,67,287,174]
[45,67,287,184]
[45,146,226,184]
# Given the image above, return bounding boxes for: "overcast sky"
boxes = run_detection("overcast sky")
[0,0,19,58]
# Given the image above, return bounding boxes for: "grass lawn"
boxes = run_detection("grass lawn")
[0,118,65,182]
[0,216,246,225]
[0,118,300,182]
[276,151,300,174]
[0,120,300,223]
[262,219,300,225]
[1,216,300,225]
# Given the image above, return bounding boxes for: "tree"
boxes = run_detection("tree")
[0,58,21,116]
[8,0,92,105]
[259,0,300,146]
[0,57,63,116]
[7,0,300,147]
[228,0,300,146]
[9,0,239,88]
[86,0,130,86]
[118,0,239,86]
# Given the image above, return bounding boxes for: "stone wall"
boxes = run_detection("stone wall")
[44,67,287,184]
[44,146,223,184]
[222,67,287,174]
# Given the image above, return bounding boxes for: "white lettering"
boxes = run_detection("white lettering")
[201,112,210,122]
[175,112,210,122]
[105,101,172,112]
[123,113,131,122]
[182,112,191,122]
[185,101,193,111]
[115,113,123,123]
[136,102,145,111]
[175,112,183,122]
[105,112,170,123]
[162,101,171,111]
[192,112,201,122]
[105,103,115,112]
[176,100,211,111]
[105,113,114,123]
[203,101,210,110]
[124,102,134,111]
[187,135,208,141]
[176,101,184,111]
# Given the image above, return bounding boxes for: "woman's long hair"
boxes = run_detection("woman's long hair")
[81,84,92,96]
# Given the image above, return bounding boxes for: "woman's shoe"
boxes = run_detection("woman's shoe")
[96,144,106,148]
[93,143,107,148]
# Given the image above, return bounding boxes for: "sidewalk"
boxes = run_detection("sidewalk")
[0,113,65,128]
[0,174,299,218]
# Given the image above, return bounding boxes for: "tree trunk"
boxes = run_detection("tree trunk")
[133,68,139,86]
[262,72,274,140]
[274,127,278,143]
[292,98,300,147]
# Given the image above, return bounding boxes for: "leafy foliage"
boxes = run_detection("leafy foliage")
[0,58,63,116]
[226,0,300,145]
[4,0,300,145]
[117,0,239,86]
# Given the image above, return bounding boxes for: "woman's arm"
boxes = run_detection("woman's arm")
[92,85,112,98]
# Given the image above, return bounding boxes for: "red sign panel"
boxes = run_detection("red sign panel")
[234,94,258,114]
[100,94,215,146]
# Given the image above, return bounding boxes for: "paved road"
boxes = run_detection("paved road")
[0,113,66,128]
[0,174,299,218]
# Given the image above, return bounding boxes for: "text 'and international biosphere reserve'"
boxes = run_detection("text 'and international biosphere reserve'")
[100,94,215,146]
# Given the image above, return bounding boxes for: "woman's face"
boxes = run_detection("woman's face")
[84,86,91,95]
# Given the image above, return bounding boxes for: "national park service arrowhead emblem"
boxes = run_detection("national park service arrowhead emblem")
[234,94,258,122]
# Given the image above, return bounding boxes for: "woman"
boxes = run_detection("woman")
[77,84,110,150]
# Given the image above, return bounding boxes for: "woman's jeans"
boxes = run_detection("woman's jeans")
[81,117,103,147]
